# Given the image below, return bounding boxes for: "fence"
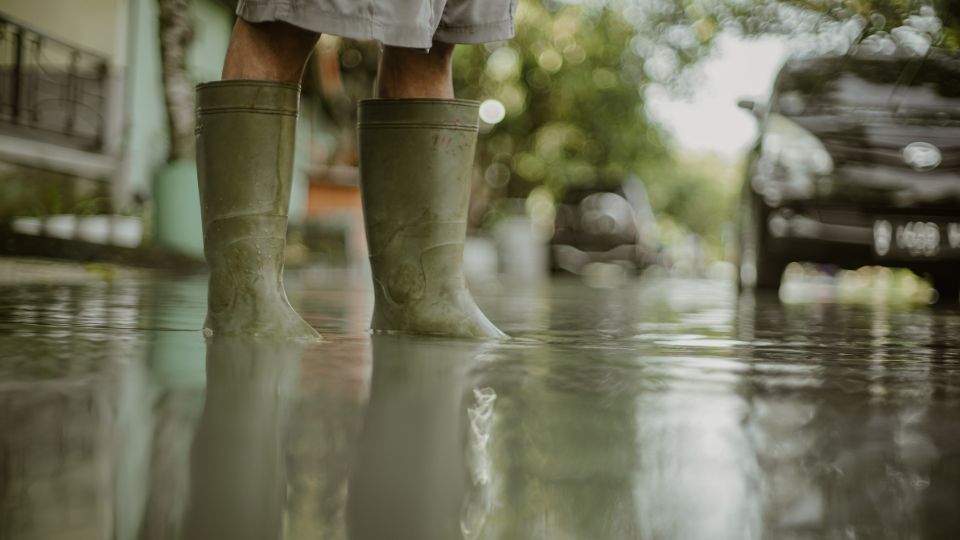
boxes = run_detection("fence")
[0,14,109,152]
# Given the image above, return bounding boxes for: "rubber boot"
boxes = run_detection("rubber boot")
[195,81,320,340]
[358,99,505,338]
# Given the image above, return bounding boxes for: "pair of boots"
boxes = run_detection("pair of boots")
[195,81,503,340]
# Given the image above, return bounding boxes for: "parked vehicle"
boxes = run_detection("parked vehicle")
[736,48,960,300]
[550,180,658,275]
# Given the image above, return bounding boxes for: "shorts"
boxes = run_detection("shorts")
[236,0,518,49]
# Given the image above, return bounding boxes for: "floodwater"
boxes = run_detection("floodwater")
[1,272,959,540]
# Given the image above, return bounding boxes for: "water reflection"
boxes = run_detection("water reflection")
[181,337,305,540]
[2,277,960,538]
[176,334,491,540]
[471,344,646,538]
[734,292,960,539]
[348,336,486,540]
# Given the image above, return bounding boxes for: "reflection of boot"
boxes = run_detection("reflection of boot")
[195,81,319,340]
[182,336,305,540]
[358,99,505,338]
[347,336,487,540]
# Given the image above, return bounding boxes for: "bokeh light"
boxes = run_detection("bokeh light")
[479,99,507,125]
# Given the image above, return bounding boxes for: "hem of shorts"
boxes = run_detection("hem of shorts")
[237,0,515,47]
[434,19,515,44]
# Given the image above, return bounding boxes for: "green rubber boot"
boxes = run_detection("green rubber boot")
[358,99,505,338]
[195,81,320,340]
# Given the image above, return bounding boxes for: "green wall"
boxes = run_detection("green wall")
[126,0,309,236]
[124,0,234,197]
[188,0,234,82]
[123,0,170,196]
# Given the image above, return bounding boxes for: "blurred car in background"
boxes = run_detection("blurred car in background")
[550,180,659,275]
[736,48,960,300]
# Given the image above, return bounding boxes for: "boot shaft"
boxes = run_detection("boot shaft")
[193,81,319,340]
[196,81,301,235]
[358,99,480,259]
[357,99,504,338]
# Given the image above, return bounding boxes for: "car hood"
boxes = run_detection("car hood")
[766,51,960,208]
[773,50,960,118]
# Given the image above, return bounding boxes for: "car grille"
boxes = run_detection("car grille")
[797,116,960,174]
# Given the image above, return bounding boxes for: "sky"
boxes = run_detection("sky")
[645,33,790,159]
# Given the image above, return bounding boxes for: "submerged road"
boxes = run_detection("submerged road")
[1,272,958,539]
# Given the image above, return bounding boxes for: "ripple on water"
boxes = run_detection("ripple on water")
[1,275,960,538]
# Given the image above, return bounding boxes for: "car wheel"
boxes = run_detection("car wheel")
[738,192,786,292]
[931,271,960,304]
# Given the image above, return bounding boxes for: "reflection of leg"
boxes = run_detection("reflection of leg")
[138,390,201,540]
[359,45,504,338]
[347,336,479,539]
[196,21,321,339]
[181,337,304,540]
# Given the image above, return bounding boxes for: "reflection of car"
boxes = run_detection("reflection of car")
[550,181,658,274]
[736,48,960,300]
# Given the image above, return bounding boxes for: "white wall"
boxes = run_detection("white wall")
[2,0,127,64]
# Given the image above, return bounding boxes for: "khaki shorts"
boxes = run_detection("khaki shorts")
[236,0,518,49]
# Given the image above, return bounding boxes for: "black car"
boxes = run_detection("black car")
[736,48,960,300]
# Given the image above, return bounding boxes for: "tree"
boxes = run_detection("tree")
[454,1,672,201]
[312,0,959,236]
[157,0,196,162]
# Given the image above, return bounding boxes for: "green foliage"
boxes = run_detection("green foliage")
[314,0,959,246]
[454,0,673,200]
[641,155,741,245]
[764,1,960,48]
[634,0,959,49]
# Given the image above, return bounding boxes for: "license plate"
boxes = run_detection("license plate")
[873,219,960,259]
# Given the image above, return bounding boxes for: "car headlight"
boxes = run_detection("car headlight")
[755,113,833,204]
[762,113,833,176]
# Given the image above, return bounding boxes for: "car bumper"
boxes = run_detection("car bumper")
[766,208,873,246]
[764,206,960,268]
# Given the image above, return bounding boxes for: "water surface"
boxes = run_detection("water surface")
[1,274,959,539]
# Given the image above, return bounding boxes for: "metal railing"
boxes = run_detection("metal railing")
[0,14,109,152]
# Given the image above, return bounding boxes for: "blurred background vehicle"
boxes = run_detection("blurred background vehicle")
[736,47,960,301]
[550,180,660,276]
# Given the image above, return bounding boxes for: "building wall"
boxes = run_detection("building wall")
[2,0,126,62]
[118,0,168,205]
[188,0,233,82]
[121,0,234,196]
[0,0,236,207]
[1,0,312,235]
[0,0,130,217]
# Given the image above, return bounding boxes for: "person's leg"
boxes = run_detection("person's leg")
[222,19,319,82]
[376,42,455,98]
[358,43,504,338]
[195,20,321,339]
